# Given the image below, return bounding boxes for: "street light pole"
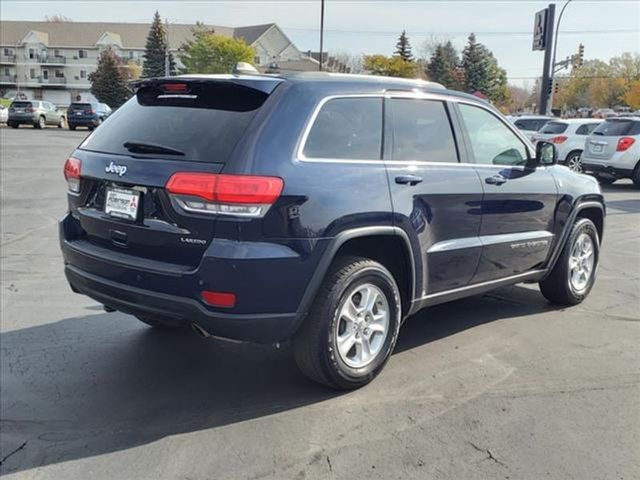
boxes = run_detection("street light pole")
[549,0,574,111]
[319,0,325,71]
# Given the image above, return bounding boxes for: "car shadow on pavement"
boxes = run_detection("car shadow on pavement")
[1,285,552,474]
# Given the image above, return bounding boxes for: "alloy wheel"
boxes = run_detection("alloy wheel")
[569,233,595,292]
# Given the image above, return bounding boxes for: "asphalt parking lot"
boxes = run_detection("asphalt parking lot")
[1,126,639,479]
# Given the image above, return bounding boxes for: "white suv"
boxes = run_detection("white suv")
[507,115,553,141]
[531,119,602,172]
[581,117,640,188]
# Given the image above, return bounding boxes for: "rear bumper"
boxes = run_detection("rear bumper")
[68,117,98,126]
[64,264,299,343]
[8,115,37,124]
[581,162,633,178]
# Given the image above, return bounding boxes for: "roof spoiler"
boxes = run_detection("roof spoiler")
[130,75,284,95]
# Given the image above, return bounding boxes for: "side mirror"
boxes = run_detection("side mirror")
[536,141,557,166]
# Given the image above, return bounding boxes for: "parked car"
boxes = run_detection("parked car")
[531,118,602,171]
[60,73,605,389]
[7,100,66,129]
[67,101,112,130]
[592,108,616,119]
[581,117,640,187]
[508,115,553,141]
[0,105,8,124]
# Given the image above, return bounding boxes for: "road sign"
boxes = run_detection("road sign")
[532,8,548,51]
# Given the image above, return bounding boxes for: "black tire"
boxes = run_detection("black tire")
[9,121,18,128]
[539,218,599,305]
[564,151,583,172]
[58,116,66,129]
[88,125,94,131]
[595,175,616,185]
[632,162,640,189]
[35,116,46,129]
[68,124,76,131]
[293,256,402,390]
[135,315,183,329]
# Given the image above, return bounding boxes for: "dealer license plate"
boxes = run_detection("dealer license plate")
[105,187,140,220]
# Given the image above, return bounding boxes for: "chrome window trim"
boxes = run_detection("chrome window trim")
[296,91,538,166]
[427,230,554,254]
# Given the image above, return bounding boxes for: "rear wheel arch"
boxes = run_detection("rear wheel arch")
[297,227,416,324]
[564,149,582,162]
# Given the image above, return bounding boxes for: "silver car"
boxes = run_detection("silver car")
[581,117,640,188]
[7,100,66,129]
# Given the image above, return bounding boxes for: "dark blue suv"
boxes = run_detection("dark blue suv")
[60,73,605,389]
[67,101,112,130]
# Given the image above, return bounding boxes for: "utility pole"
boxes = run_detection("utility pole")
[319,0,325,71]
[549,0,574,113]
[539,3,555,115]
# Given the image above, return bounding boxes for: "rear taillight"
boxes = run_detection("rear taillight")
[165,173,284,218]
[201,290,236,308]
[617,136,635,152]
[550,135,568,144]
[25,107,34,112]
[63,157,82,193]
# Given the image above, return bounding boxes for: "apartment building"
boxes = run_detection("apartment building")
[0,20,318,105]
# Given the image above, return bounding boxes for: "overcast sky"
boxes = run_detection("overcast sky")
[2,0,638,87]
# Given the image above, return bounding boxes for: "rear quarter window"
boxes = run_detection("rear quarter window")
[302,97,382,160]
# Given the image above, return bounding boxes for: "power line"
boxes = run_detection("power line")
[282,26,638,36]
[507,75,635,79]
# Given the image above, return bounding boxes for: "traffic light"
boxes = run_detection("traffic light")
[576,43,584,67]
[547,79,554,96]
[554,80,560,95]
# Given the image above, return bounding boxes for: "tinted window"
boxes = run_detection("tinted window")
[459,104,529,166]
[81,83,268,163]
[593,119,640,136]
[540,122,568,134]
[69,103,94,112]
[514,119,548,131]
[303,98,382,160]
[11,101,32,108]
[576,123,599,135]
[388,99,457,163]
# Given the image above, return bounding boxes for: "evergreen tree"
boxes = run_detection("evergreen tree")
[427,41,464,90]
[394,30,414,62]
[180,28,254,74]
[461,33,508,102]
[89,48,131,108]
[142,11,175,77]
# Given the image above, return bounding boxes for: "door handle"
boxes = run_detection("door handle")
[395,175,423,186]
[485,174,507,186]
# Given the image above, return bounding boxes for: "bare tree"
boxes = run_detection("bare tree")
[45,14,73,22]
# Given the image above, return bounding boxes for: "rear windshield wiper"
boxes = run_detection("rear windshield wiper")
[123,141,185,156]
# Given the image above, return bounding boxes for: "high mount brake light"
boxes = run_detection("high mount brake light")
[160,83,189,94]
[63,157,82,193]
[617,136,636,152]
[165,173,284,218]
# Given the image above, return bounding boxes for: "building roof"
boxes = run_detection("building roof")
[233,23,274,45]
[0,20,258,49]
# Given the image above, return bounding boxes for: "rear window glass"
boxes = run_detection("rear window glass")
[593,119,640,136]
[576,123,599,135]
[303,97,382,160]
[388,99,458,163]
[70,103,93,109]
[540,122,568,134]
[514,119,548,131]
[11,102,32,108]
[80,83,268,163]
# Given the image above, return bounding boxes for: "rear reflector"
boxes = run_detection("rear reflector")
[617,136,635,152]
[166,173,284,217]
[63,157,82,193]
[550,135,568,144]
[201,291,236,308]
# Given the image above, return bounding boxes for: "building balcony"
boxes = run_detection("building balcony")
[39,55,67,65]
[42,77,67,86]
[0,55,16,64]
[0,74,17,84]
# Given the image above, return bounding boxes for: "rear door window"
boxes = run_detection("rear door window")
[387,98,458,163]
[302,97,382,160]
[593,119,640,136]
[80,82,269,163]
[540,122,568,134]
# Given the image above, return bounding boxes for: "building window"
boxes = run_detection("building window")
[29,48,36,59]
[78,49,87,59]
[4,48,13,56]
[54,49,61,57]
[128,51,134,59]
[4,67,9,76]
[80,70,87,79]
[55,70,64,78]
[254,56,261,65]
[30,68,36,79]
